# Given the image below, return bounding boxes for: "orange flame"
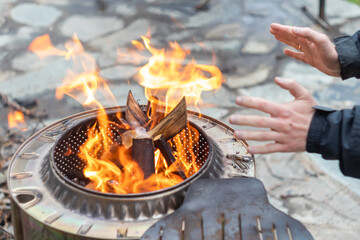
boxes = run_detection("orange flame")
[8,110,27,131]
[28,33,223,194]
[134,36,223,114]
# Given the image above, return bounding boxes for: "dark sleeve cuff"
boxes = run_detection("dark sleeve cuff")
[306,106,360,178]
[334,31,360,80]
[306,106,335,154]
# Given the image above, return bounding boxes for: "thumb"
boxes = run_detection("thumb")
[274,77,308,99]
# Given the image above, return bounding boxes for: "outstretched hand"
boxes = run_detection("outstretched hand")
[270,23,341,77]
[229,77,317,154]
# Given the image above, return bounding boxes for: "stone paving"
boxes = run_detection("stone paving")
[1,0,360,239]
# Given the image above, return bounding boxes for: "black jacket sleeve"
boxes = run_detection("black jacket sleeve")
[334,31,360,80]
[306,106,360,178]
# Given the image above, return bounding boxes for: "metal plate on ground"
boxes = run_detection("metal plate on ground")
[141,177,314,240]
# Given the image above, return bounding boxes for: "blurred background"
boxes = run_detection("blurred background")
[1,0,360,239]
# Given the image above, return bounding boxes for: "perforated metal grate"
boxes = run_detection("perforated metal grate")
[52,112,210,190]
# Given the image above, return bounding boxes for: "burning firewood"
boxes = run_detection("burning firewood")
[121,92,188,179]
[154,134,186,179]
[125,91,149,128]
[147,97,187,140]
[0,92,46,119]
[145,96,165,130]
[132,137,155,179]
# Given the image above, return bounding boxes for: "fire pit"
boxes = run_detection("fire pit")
[6,27,316,240]
[8,106,253,239]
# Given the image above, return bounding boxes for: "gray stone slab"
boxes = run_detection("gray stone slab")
[308,148,360,198]
[242,39,276,54]
[185,3,223,28]
[281,60,336,91]
[306,224,360,240]
[287,196,359,227]
[0,70,16,83]
[10,3,62,27]
[339,18,360,36]
[165,30,196,42]
[115,3,136,16]
[313,77,360,108]
[17,26,37,39]
[60,15,124,42]
[97,48,150,69]
[181,40,242,54]
[0,0,16,3]
[36,0,70,6]
[11,52,56,71]
[0,4,8,28]
[0,52,7,62]
[0,35,13,48]
[0,26,38,48]
[326,0,360,22]
[200,85,238,108]
[239,81,294,103]
[0,58,72,97]
[205,23,246,40]
[89,19,149,51]
[147,6,184,19]
[100,65,137,82]
[255,151,360,240]
[226,65,271,89]
[96,51,118,69]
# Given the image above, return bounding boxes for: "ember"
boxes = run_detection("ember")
[7,110,27,131]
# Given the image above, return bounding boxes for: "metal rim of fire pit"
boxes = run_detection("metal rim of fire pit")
[8,106,255,239]
[51,111,213,197]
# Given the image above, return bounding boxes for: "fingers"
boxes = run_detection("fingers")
[274,35,299,50]
[291,26,328,44]
[234,96,284,116]
[283,49,307,62]
[270,23,293,36]
[270,23,298,43]
[229,115,283,130]
[274,77,309,99]
[234,130,282,142]
[271,23,328,45]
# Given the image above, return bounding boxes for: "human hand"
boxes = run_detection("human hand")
[229,77,316,154]
[270,23,340,77]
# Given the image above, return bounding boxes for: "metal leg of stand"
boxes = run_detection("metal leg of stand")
[302,0,332,32]
[319,0,326,20]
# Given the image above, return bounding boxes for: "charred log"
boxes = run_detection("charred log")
[154,134,186,179]
[132,137,155,179]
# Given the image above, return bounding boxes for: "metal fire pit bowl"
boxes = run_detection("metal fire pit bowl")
[52,113,211,195]
[8,106,254,240]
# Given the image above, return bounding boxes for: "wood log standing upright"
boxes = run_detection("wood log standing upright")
[132,138,155,179]
[122,91,188,179]
[125,91,148,128]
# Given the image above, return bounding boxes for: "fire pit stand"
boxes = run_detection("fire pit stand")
[8,106,254,240]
